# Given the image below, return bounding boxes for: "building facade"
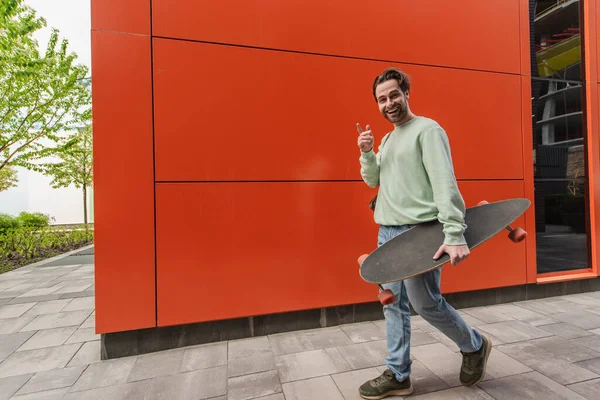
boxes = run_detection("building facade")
[91,0,600,357]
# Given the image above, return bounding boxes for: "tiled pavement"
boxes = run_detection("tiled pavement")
[2,261,600,400]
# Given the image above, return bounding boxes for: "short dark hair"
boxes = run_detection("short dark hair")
[372,68,411,101]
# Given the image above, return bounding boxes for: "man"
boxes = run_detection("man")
[356,68,492,399]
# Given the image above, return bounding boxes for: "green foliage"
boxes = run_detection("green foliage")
[0,163,18,191]
[38,125,92,189]
[0,213,20,233]
[0,0,92,176]
[0,225,93,273]
[17,211,53,227]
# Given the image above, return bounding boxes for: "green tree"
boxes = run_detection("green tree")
[0,0,91,177]
[38,125,93,226]
[0,162,17,191]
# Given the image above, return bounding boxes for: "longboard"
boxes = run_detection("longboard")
[358,198,531,304]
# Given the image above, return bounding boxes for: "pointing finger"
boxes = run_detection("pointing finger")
[356,123,363,134]
[366,125,371,132]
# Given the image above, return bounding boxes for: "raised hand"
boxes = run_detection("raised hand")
[357,123,374,153]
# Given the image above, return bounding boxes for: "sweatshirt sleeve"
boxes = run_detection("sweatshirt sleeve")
[420,126,467,245]
[359,133,388,188]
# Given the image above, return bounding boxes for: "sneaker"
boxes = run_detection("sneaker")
[460,335,492,386]
[359,369,413,399]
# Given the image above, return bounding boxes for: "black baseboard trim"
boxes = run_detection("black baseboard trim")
[101,277,600,360]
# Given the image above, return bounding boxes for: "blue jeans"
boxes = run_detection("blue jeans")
[378,224,483,382]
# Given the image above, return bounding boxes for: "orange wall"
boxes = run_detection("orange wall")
[92,1,563,333]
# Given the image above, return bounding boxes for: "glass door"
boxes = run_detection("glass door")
[529,0,591,274]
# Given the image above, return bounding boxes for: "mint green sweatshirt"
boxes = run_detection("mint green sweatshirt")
[359,116,467,245]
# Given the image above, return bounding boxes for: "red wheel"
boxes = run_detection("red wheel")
[477,200,489,206]
[378,289,395,305]
[357,254,369,267]
[508,227,527,243]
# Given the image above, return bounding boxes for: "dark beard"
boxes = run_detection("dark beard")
[384,105,407,124]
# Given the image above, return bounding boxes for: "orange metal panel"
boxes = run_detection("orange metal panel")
[153,39,523,182]
[440,180,529,294]
[155,182,379,326]
[585,0,598,83]
[520,0,532,76]
[521,76,538,284]
[156,181,527,326]
[91,31,156,334]
[91,0,150,35]
[152,0,520,74]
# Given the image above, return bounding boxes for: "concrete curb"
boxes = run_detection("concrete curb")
[20,243,95,270]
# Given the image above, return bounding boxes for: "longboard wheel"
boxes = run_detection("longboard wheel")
[477,200,489,206]
[378,289,395,305]
[357,254,369,267]
[508,227,527,243]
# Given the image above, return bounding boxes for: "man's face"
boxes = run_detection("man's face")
[375,79,408,124]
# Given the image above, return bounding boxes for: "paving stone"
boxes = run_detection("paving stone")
[275,348,351,383]
[539,323,595,339]
[17,288,60,298]
[64,328,100,344]
[576,357,600,375]
[591,328,600,335]
[66,340,100,367]
[462,307,515,324]
[412,330,439,347]
[574,334,600,352]
[8,295,62,305]
[485,304,548,322]
[516,298,588,316]
[566,378,600,400]
[147,366,227,400]
[228,370,282,400]
[304,327,354,349]
[267,331,314,356]
[79,313,94,329]
[427,331,460,352]
[0,374,33,400]
[228,336,270,360]
[15,366,85,395]
[61,298,95,312]
[477,320,553,343]
[529,336,600,363]
[0,331,35,361]
[479,371,587,399]
[10,387,70,399]
[410,343,463,387]
[63,380,151,400]
[71,357,137,392]
[22,300,71,317]
[340,322,386,343]
[551,310,600,330]
[282,376,344,400]
[180,342,227,372]
[336,340,388,369]
[20,310,91,332]
[0,303,37,319]
[229,351,275,378]
[559,294,600,307]
[457,311,485,327]
[410,386,495,399]
[17,327,78,352]
[127,349,184,382]
[0,344,81,379]
[497,341,599,385]
[485,348,532,379]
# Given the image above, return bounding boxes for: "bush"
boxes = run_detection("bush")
[0,225,94,274]
[0,214,20,234]
[544,193,586,233]
[16,212,53,228]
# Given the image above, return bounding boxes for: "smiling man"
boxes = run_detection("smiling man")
[356,68,491,399]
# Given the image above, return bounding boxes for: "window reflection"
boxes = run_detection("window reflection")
[530,0,589,274]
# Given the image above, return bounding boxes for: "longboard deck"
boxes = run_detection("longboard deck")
[359,198,531,284]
